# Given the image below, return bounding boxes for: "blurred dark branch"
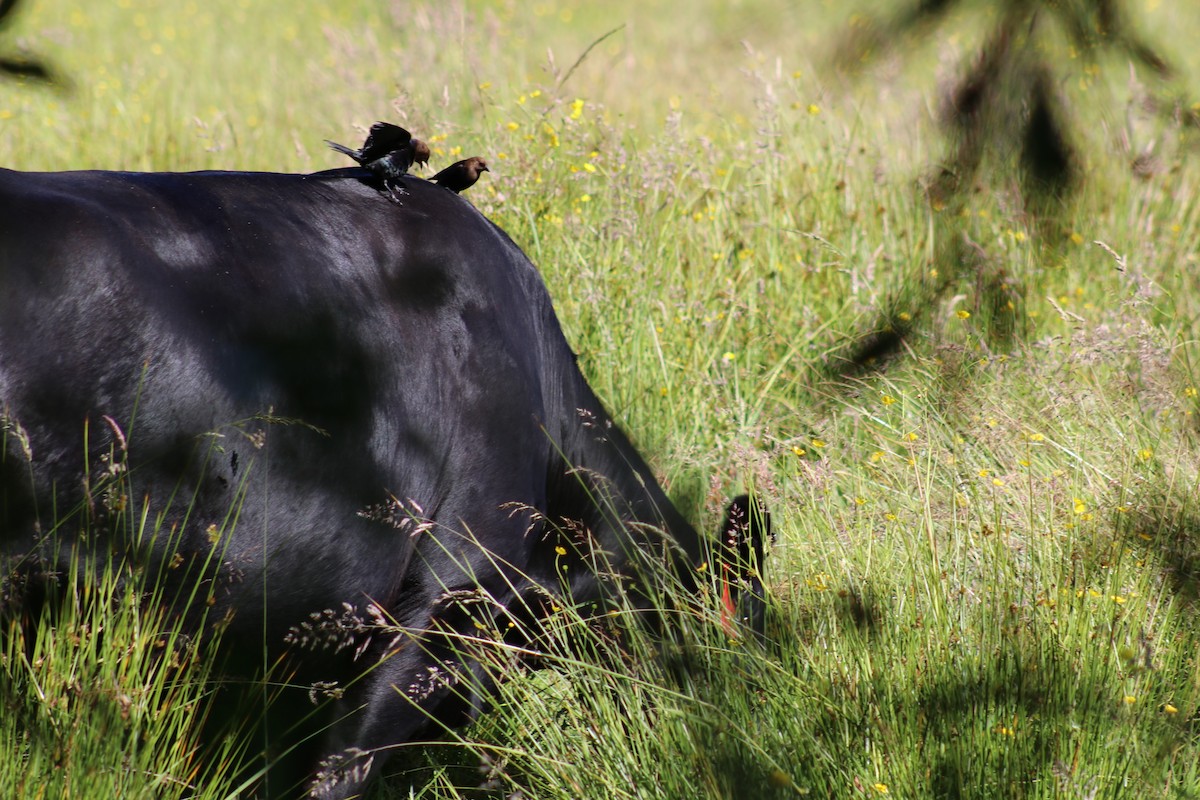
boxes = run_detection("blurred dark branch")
[832,0,968,75]
[0,0,21,31]
[1050,0,1173,77]
[0,0,67,90]
[819,0,1185,384]
[0,55,59,85]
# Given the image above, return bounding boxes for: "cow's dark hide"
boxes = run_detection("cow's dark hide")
[0,167,768,799]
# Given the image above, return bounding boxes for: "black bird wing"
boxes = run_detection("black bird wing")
[429,164,460,191]
[431,160,466,187]
[359,122,412,161]
[430,165,451,183]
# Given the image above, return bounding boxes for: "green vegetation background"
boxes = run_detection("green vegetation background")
[3,0,1200,797]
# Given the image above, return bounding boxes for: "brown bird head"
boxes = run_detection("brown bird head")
[431,156,491,193]
[411,139,431,169]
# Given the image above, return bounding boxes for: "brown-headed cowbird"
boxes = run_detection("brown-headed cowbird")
[430,156,489,194]
[325,121,427,202]
[411,138,431,171]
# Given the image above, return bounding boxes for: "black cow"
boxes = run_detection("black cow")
[0,167,768,798]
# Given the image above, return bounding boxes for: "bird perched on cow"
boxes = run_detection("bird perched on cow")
[325,121,430,202]
[431,156,489,194]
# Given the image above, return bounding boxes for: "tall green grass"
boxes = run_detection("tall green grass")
[3,0,1200,797]
[0,550,249,798]
[0,433,250,800]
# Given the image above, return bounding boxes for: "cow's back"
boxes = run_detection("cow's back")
[0,169,560,626]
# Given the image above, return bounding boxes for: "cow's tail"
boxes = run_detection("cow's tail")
[715,494,771,639]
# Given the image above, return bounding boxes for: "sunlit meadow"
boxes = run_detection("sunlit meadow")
[2,0,1200,797]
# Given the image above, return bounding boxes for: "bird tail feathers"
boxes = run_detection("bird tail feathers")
[324,140,358,159]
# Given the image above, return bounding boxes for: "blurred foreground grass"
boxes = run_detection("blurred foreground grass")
[3,0,1200,797]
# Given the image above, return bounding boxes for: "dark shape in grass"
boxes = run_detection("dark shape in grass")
[820,309,913,382]
[836,0,1174,82]
[838,0,1178,208]
[0,56,65,88]
[820,0,1181,390]
[837,583,883,633]
[918,647,1084,800]
[834,329,906,378]
[691,723,800,800]
[0,0,66,89]
[978,265,1025,347]
[1020,69,1077,204]
[0,0,22,29]
[927,12,1019,204]
[1122,490,1200,610]
[1062,0,1172,78]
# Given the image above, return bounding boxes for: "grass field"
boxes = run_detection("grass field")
[3,0,1200,797]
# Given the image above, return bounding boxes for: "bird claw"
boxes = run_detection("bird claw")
[385,183,409,204]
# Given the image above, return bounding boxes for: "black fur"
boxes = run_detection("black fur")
[0,168,766,799]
